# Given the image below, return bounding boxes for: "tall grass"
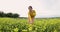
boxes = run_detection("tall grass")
[0,18,60,32]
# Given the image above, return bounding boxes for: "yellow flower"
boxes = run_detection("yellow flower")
[28,26,32,31]
[14,28,19,32]
[28,24,33,31]
[22,29,27,32]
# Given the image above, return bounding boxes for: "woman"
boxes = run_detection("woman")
[28,6,36,24]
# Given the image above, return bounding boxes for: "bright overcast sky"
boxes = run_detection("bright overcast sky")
[0,0,60,18]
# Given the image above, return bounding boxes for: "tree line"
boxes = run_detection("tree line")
[0,11,19,18]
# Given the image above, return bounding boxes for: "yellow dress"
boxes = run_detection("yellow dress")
[28,10,36,20]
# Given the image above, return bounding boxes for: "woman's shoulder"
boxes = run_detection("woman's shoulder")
[33,10,35,11]
[33,10,36,12]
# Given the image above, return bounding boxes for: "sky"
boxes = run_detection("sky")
[0,0,60,18]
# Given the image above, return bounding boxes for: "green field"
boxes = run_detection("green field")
[0,18,60,32]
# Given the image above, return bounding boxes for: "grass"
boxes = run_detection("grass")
[0,17,60,32]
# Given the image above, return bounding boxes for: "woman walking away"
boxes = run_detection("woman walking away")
[28,6,36,24]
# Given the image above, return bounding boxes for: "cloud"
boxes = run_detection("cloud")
[0,0,60,17]
[36,0,60,17]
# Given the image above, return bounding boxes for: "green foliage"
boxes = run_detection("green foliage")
[0,11,19,18]
[0,11,5,17]
[12,14,19,18]
[0,18,60,32]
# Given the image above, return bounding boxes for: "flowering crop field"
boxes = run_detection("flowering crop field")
[0,18,60,32]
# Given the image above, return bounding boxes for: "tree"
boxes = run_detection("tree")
[6,13,13,17]
[0,11,20,18]
[12,13,19,18]
[0,11,5,17]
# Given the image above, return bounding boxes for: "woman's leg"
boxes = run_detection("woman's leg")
[31,17,34,24]
[28,17,34,24]
[28,17,32,24]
